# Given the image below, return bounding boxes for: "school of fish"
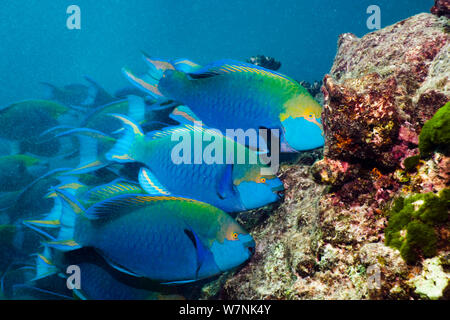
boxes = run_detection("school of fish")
[0,56,324,299]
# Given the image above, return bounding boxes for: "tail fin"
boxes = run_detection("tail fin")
[40,82,58,100]
[171,58,203,73]
[31,245,58,281]
[43,188,84,252]
[122,67,164,100]
[83,75,115,107]
[23,177,83,244]
[23,197,63,234]
[127,95,146,124]
[56,128,114,175]
[105,114,144,163]
[141,52,175,75]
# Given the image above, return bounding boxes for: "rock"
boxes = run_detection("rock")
[314,13,449,203]
[208,13,450,300]
[323,13,448,171]
[408,254,450,299]
[221,165,326,299]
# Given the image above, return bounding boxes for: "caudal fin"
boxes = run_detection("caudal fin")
[23,179,84,251]
[83,75,115,107]
[31,245,58,281]
[56,128,114,175]
[105,114,144,163]
[40,82,58,100]
[44,189,84,252]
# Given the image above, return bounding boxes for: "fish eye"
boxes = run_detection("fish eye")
[232,232,239,240]
[308,113,314,118]
[260,177,266,183]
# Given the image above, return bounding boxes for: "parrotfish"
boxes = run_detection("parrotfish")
[81,95,176,135]
[41,76,116,109]
[0,154,43,192]
[124,56,324,152]
[0,100,68,156]
[104,114,284,212]
[1,168,71,221]
[42,190,255,284]
[11,245,185,300]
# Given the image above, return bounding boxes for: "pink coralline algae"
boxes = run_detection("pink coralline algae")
[315,13,449,202]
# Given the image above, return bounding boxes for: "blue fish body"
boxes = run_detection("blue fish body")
[49,192,255,283]
[124,58,324,152]
[105,116,284,212]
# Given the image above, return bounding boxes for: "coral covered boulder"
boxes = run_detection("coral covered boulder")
[322,13,448,171]
[219,12,449,300]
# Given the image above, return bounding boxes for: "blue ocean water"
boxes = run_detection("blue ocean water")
[0,0,432,105]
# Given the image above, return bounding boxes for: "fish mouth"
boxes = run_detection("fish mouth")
[271,185,285,198]
[244,239,256,256]
[276,190,285,198]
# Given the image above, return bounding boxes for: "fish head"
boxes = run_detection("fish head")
[210,221,255,272]
[280,93,324,151]
[159,69,189,95]
[233,165,284,210]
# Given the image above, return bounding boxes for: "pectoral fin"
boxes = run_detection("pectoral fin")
[184,228,208,279]
[102,255,142,278]
[216,164,235,200]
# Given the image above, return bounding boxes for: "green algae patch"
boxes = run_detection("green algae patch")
[403,155,420,172]
[385,189,449,264]
[419,101,450,157]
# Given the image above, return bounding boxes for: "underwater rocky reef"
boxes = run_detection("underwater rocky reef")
[203,7,449,300]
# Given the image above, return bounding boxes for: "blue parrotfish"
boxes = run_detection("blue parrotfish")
[104,114,284,212]
[123,55,324,152]
[41,76,116,109]
[40,189,255,284]
[15,245,185,300]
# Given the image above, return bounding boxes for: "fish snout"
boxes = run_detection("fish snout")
[271,183,285,199]
[244,238,256,256]
[271,180,284,199]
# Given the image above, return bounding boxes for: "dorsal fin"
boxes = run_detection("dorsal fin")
[145,123,222,141]
[83,179,144,205]
[84,194,200,220]
[186,59,297,84]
